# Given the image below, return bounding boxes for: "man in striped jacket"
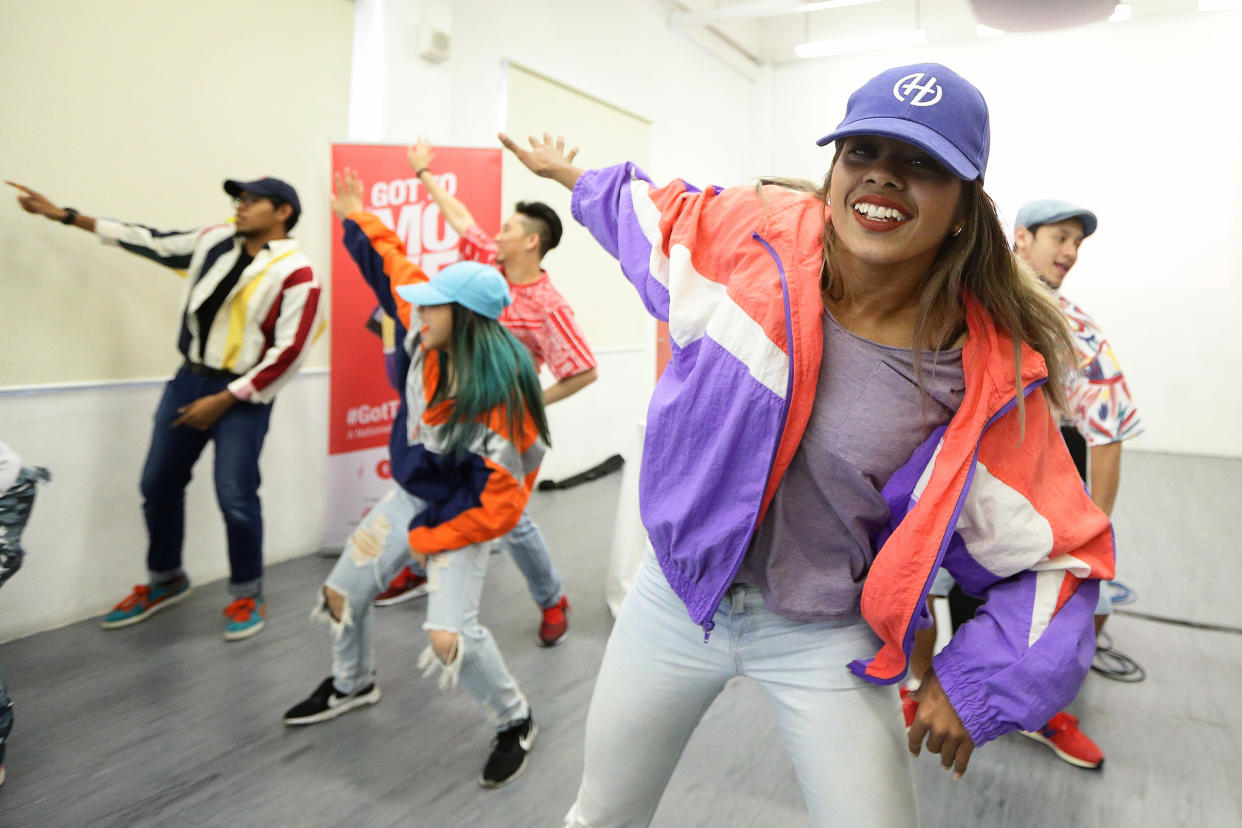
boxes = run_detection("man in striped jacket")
[9,177,322,641]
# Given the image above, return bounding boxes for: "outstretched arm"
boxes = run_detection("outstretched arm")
[499,132,583,191]
[8,181,97,232]
[333,167,429,332]
[544,367,597,405]
[407,138,475,236]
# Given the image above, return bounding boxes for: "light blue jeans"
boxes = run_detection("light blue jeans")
[409,509,564,609]
[318,487,528,730]
[565,549,917,828]
[500,511,564,609]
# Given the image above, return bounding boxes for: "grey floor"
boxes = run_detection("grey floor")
[1,451,1240,827]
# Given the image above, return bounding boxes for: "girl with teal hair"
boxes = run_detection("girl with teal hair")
[283,172,549,790]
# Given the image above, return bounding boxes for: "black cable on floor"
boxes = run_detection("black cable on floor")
[1090,581,1146,682]
[1091,630,1146,683]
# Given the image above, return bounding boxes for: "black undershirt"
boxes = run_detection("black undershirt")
[193,248,254,362]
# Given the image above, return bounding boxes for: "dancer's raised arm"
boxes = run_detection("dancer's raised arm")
[407,137,475,236]
[498,132,582,190]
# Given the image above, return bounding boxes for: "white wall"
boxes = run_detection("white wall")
[0,0,354,385]
[761,10,1242,457]
[1,0,763,640]
[345,0,765,480]
[349,0,761,184]
[0,0,352,642]
[0,373,328,643]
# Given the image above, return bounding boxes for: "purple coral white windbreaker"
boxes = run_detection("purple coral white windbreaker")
[571,163,1115,745]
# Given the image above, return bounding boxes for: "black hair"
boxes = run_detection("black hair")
[268,197,300,233]
[514,201,562,257]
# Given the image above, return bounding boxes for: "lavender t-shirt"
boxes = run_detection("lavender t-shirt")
[734,310,965,622]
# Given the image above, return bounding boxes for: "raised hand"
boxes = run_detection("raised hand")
[498,132,583,190]
[331,168,365,219]
[907,669,976,779]
[407,137,434,174]
[7,181,67,221]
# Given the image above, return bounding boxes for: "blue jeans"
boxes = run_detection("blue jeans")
[141,366,272,598]
[500,511,564,609]
[0,664,10,767]
[0,466,46,768]
[318,487,529,730]
[565,549,917,827]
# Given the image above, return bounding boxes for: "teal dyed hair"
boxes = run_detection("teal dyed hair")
[429,304,550,457]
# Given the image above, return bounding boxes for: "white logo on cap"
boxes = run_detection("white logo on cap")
[892,73,943,107]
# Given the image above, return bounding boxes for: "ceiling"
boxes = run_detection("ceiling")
[654,0,1212,70]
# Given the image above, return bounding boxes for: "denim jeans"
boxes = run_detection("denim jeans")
[564,549,917,828]
[0,466,48,588]
[318,487,529,730]
[409,510,564,610]
[0,664,10,767]
[141,366,272,598]
[499,511,564,609]
[0,465,45,768]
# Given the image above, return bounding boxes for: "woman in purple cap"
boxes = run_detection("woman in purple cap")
[506,63,1113,825]
[283,171,550,789]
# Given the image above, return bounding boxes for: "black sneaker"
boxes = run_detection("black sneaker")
[282,677,381,726]
[479,714,538,788]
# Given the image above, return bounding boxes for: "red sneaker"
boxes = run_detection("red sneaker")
[1019,711,1104,769]
[900,686,919,729]
[375,567,428,606]
[537,596,570,647]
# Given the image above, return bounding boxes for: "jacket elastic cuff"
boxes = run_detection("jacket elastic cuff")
[570,167,601,227]
[931,653,1005,745]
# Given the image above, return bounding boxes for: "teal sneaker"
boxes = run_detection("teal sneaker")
[101,578,191,629]
[223,596,265,641]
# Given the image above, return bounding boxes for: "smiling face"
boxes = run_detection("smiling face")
[1013,218,1085,290]
[827,135,966,274]
[417,303,455,350]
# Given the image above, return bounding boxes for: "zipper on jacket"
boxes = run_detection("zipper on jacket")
[698,232,797,643]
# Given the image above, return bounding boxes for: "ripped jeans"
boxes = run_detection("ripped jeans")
[317,486,529,731]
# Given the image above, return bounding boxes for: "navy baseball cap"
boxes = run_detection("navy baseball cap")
[396,261,512,320]
[817,63,991,181]
[1014,199,1098,238]
[223,177,301,214]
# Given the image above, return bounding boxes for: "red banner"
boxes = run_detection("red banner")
[325,144,501,545]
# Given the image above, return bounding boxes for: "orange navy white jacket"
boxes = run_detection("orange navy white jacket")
[341,211,545,556]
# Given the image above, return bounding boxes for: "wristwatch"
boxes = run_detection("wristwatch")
[60,207,78,225]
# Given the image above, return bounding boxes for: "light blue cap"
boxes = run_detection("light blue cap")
[1014,199,1097,237]
[395,261,512,319]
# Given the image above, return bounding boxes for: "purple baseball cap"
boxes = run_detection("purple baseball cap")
[817,63,991,181]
